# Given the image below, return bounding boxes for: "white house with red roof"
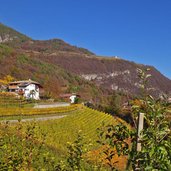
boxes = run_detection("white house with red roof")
[8,79,42,100]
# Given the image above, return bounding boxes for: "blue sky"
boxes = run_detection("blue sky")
[0,0,171,79]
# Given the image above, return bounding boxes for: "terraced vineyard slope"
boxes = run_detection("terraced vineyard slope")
[0,92,80,120]
[36,106,119,152]
[0,105,126,170]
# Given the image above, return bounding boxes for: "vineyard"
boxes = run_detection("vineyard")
[0,92,80,118]
[0,104,80,117]
[0,91,170,170]
[0,92,33,108]
[0,104,126,170]
[34,106,120,153]
[1,106,120,152]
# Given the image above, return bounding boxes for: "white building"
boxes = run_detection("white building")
[8,79,42,100]
[69,94,77,104]
[60,93,80,104]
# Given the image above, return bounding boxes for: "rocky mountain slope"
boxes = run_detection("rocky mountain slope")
[35,52,171,96]
[0,23,30,43]
[0,23,171,99]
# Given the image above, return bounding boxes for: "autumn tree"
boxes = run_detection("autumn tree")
[0,75,15,85]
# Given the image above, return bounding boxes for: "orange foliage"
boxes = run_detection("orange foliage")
[85,145,128,170]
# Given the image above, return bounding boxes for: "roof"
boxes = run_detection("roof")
[9,79,43,88]
[59,93,73,98]
[59,93,80,98]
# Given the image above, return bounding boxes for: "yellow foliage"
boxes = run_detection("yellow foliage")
[0,92,16,97]
[0,75,15,85]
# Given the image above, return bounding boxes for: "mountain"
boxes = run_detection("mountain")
[0,23,171,101]
[37,53,171,96]
[0,23,94,55]
[0,23,30,43]
[0,43,104,102]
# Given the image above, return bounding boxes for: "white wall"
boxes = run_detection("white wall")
[69,95,76,103]
[23,84,39,100]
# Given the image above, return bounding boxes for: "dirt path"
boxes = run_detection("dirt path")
[34,102,70,108]
[1,115,66,123]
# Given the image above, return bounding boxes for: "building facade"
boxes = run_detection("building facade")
[8,79,42,100]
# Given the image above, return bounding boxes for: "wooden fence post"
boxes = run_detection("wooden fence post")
[135,112,144,171]
[136,112,144,151]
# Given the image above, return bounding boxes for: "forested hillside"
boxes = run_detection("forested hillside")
[0,44,104,101]
[0,23,171,100]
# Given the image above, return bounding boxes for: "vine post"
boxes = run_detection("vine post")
[136,112,144,152]
[135,112,144,171]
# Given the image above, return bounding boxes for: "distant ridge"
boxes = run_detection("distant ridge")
[0,23,94,55]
